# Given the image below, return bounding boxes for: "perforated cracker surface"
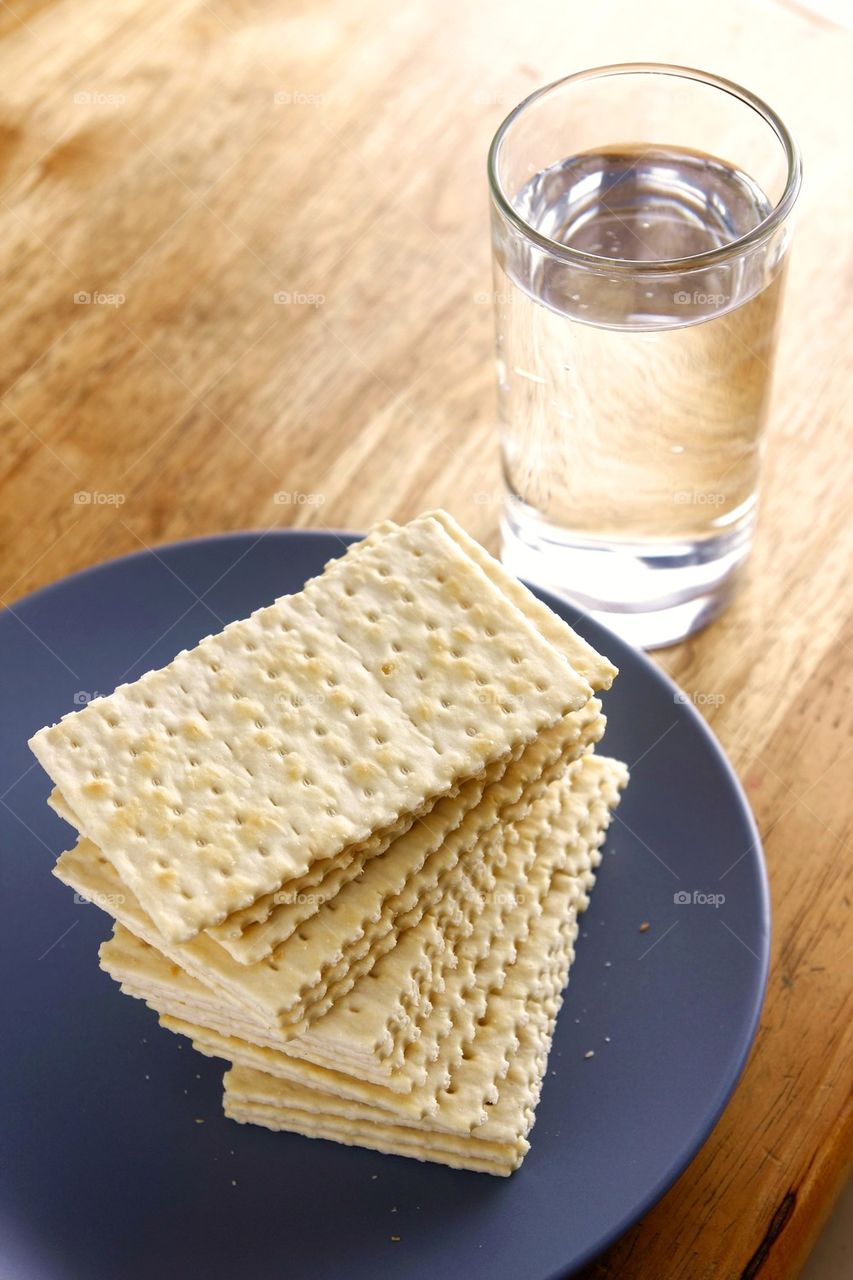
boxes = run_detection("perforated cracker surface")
[33,512,593,944]
[220,760,627,1171]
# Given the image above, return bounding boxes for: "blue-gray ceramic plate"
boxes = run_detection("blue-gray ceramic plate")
[0,530,769,1279]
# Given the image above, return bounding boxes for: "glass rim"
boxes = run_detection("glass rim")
[487,62,802,274]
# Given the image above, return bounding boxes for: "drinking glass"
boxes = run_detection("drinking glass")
[488,64,801,648]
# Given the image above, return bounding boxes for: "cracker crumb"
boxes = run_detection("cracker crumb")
[231,1180,237,1187]
[584,1050,595,1059]
[371,1174,378,1180]
[639,921,650,932]
[194,1118,204,1124]
[391,1236,401,1243]
[604,961,611,967]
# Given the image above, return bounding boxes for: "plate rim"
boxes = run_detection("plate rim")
[1,526,770,1277]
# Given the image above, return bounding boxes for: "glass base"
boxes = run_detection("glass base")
[501,502,754,650]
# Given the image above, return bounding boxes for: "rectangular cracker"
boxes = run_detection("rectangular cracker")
[211,698,603,965]
[283,755,624,1092]
[224,1099,520,1174]
[32,512,593,944]
[259,761,626,1114]
[47,781,454,952]
[301,769,571,1072]
[98,926,527,1173]
[57,718,580,1030]
[224,1097,523,1175]
[99,927,432,1093]
[95,746,586,1091]
[221,767,627,1174]
[220,763,626,1171]
[103,783,587,1115]
[33,594,441,944]
[102,758,626,1114]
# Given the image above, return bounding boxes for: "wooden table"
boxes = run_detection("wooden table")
[1,0,850,1274]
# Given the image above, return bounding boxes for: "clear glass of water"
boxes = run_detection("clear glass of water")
[488,64,801,648]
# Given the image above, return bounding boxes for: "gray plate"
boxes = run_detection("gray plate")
[0,530,769,1279]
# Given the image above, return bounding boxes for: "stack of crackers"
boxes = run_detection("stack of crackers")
[30,511,628,1175]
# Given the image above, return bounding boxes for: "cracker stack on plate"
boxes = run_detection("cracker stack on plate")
[30,511,628,1175]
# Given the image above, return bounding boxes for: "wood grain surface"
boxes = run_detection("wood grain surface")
[1,1,851,1276]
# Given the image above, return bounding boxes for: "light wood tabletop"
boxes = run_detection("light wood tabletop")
[1,0,851,1275]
